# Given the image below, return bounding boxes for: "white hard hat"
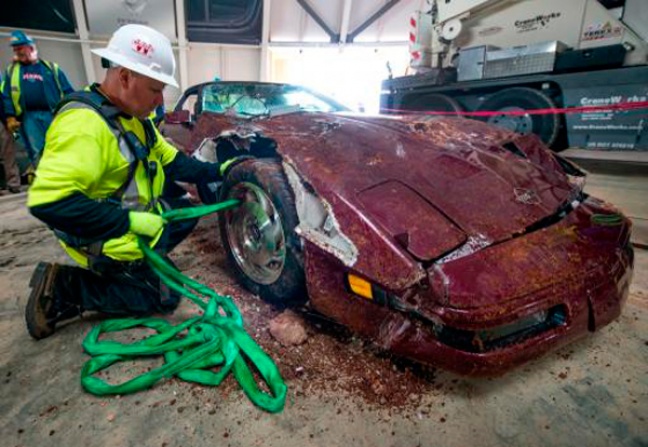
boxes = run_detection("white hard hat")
[92,24,179,88]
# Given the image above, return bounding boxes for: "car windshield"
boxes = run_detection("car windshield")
[200,83,347,117]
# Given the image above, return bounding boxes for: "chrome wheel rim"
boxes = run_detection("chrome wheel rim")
[225,182,286,285]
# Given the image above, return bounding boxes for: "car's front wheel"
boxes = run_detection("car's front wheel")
[218,159,306,306]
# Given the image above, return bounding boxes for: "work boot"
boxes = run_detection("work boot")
[25,262,82,340]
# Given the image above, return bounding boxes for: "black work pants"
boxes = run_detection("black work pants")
[54,198,198,316]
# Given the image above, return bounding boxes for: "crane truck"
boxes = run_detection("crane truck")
[380,0,648,151]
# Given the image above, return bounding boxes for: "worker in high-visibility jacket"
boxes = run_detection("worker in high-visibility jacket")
[25,24,248,340]
[2,30,74,164]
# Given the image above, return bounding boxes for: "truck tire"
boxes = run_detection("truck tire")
[404,93,463,115]
[476,87,560,147]
[218,159,307,306]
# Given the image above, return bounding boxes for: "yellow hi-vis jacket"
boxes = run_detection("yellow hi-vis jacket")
[27,100,179,268]
[2,60,71,117]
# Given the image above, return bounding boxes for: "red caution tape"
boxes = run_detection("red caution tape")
[381,101,648,117]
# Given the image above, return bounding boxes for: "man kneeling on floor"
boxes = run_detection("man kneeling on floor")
[25,24,242,339]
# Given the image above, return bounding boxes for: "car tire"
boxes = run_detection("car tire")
[218,159,307,306]
[476,87,560,147]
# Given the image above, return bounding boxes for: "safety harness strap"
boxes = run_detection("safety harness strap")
[54,85,158,201]
[52,86,158,256]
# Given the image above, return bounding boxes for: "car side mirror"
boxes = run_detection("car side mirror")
[164,109,192,125]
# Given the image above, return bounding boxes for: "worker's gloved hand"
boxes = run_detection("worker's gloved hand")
[6,116,20,134]
[218,155,255,178]
[128,211,166,238]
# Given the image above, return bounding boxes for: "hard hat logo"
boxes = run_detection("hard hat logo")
[132,39,154,58]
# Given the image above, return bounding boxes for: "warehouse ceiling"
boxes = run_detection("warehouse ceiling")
[270,0,425,44]
[2,0,425,45]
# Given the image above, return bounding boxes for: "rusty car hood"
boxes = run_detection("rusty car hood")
[189,111,577,291]
[254,113,573,247]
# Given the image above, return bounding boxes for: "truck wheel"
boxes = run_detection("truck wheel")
[405,93,463,115]
[218,159,307,306]
[476,87,560,147]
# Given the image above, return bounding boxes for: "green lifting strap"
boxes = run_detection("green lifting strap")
[80,199,287,413]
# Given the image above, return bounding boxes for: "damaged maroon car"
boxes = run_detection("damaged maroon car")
[163,81,634,375]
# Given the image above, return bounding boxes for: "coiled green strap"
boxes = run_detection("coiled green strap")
[80,199,287,413]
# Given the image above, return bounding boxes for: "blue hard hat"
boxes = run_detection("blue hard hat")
[9,30,34,47]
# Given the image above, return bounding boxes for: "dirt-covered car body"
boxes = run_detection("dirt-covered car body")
[163,82,634,375]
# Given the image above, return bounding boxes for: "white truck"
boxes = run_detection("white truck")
[380,0,648,151]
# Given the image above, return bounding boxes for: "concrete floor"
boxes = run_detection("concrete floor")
[0,160,647,447]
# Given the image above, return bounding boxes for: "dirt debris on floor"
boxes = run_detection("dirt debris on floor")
[177,218,441,411]
[1,196,647,447]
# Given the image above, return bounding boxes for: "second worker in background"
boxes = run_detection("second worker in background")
[2,30,74,165]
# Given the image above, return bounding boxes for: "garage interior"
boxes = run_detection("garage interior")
[0,1,646,446]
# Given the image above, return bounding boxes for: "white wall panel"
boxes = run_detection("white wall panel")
[186,44,260,85]
[39,40,88,89]
[84,0,177,40]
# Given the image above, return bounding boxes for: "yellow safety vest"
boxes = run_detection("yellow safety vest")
[28,100,179,268]
[5,60,64,116]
